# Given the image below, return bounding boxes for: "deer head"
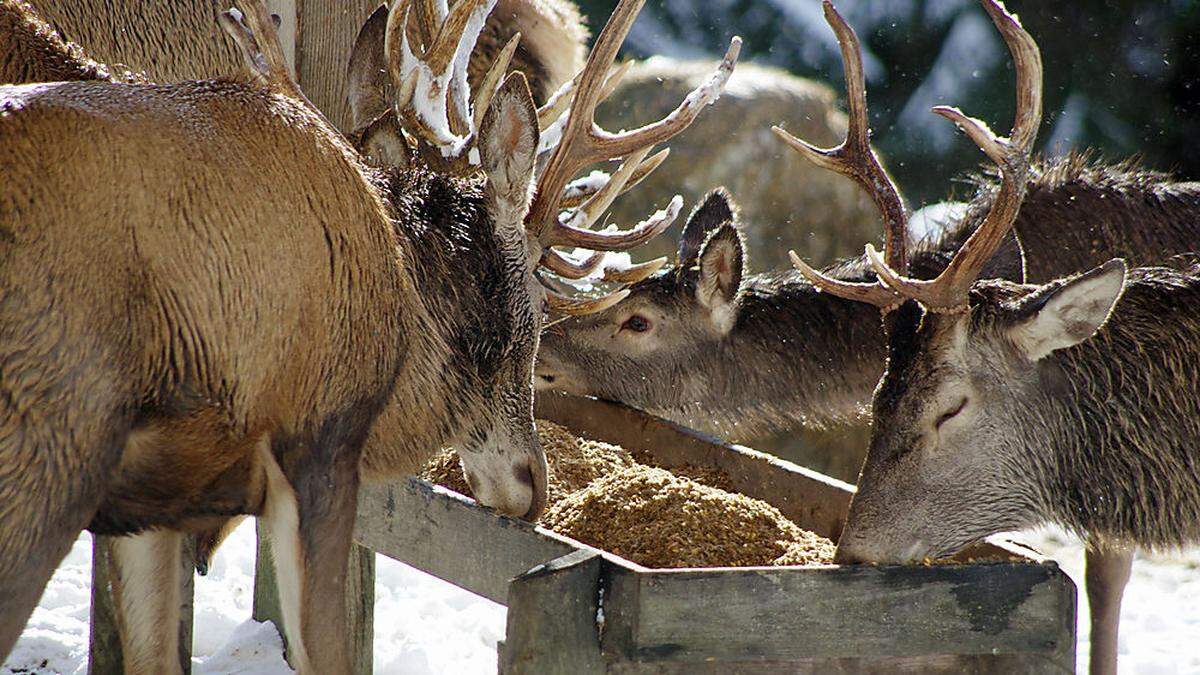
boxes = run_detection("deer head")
[338,0,738,516]
[535,189,751,410]
[835,260,1126,562]
[774,0,1062,561]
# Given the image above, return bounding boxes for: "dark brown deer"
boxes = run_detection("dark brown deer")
[534,2,1194,671]
[0,0,738,671]
[776,2,1192,674]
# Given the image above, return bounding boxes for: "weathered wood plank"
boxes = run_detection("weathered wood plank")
[265,0,298,79]
[499,550,605,674]
[600,562,1076,669]
[536,393,855,540]
[603,653,1071,674]
[354,478,590,604]
[253,522,375,674]
[88,537,122,675]
[88,535,195,675]
[295,0,380,132]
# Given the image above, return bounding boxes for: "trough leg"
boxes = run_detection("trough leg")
[1085,544,1133,675]
[500,549,605,675]
[89,533,194,675]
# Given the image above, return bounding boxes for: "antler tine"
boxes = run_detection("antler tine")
[773,0,909,279]
[560,148,668,209]
[788,251,901,310]
[542,249,606,280]
[546,287,630,316]
[865,0,1042,311]
[221,2,336,131]
[220,3,293,92]
[546,195,683,251]
[472,32,520,130]
[526,0,740,246]
[385,0,497,162]
[601,256,668,284]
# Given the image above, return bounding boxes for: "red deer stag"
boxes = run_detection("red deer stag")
[535,2,1198,671]
[0,0,739,671]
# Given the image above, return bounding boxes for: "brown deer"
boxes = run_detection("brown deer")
[534,2,1193,672]
[0,0,739,671]
[778,2,1187,674]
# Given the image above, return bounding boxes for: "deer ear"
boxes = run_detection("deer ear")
[347,5,404,166]
[696,223,745,334]
[1007,259,1127,361]
[679,188,737,267]
[479,72,539,225]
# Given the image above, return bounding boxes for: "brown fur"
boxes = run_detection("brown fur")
[0,0,139,83]
[0,61,551,669]
[18,0,585,109]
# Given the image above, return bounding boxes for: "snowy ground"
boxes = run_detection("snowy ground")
[4,520,1199,674]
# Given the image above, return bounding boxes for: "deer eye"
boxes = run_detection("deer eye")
[620,314,652,333]
[934,397,968,430]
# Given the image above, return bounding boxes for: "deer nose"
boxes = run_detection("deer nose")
[519,458,548,521]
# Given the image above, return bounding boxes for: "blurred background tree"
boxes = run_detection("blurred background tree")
[577,0,1200,207]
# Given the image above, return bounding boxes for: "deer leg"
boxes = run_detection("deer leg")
[0,404,120,659]
[108,529,184,675]
[1085,544,1133,675]
[258,435,359,674]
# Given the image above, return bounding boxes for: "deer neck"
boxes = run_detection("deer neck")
[676,270,888,437]
[1029,267,1200,548]
[359,168,490,478]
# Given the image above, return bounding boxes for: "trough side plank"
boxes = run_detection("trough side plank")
[499,550,606,674]
[354,479,580,604]
[601,563,1076,667]
[603,653,1071,674]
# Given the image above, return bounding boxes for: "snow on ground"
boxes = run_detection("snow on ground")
[4,520,1199,674]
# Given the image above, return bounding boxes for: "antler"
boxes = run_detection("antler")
[384,0,503,169]
[221,1,335,130]
[773,0,907,310]
[864,0,1042,311]
[528,0,741,314]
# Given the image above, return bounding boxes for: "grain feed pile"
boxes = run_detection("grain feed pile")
[421,420,835,568]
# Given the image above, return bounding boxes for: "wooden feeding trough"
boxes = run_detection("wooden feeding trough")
[88,393,1076,673]
[356,393,1077,673]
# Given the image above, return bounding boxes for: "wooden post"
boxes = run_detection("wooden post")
[88,535,195,675]
[295,0,382,132]
[253,521,375,675]
[500,549,605,675]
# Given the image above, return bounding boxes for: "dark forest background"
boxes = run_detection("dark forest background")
[576,0,1200,207]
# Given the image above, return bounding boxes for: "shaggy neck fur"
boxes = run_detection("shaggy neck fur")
[954,153,1200,283]
[647,240,977,436]
[1014,266,1200,547]
[681,269,886,436]
[359,167,507,477]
